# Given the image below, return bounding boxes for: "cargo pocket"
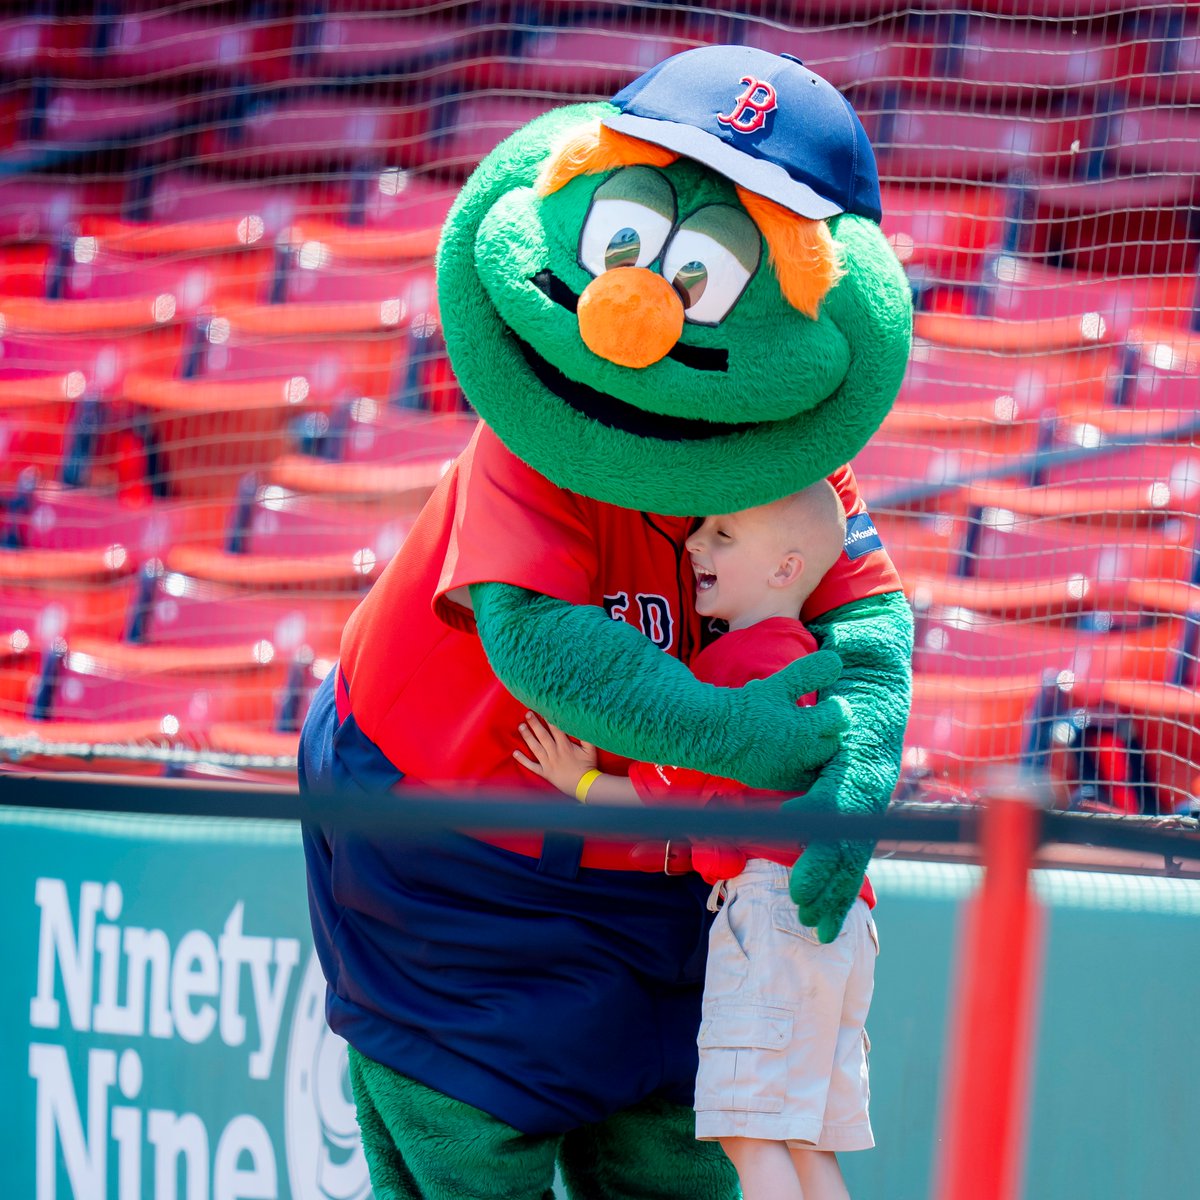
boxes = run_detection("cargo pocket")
[695,1006,793,1113]
[771,895,825,946]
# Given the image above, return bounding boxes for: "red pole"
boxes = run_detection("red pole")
[935,792,1045,1200]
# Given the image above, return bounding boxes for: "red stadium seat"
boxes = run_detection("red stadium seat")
[147,171,355,238]
[910,20,1121,108]
[195,97,430,174]
[1104,104,1200,178]
[1078,326,1200,440]
[14,84,196,152]
[0,625,39,713]
[61,241,271,308]
[0,713,188,775]
[976,257,1199,340]
[873,511,969,578]
[301,16,480,79]
[279,254,436,310]
[1097,679,1200,813]
[119,371,343,500]
[881,184,1008,283]
[912,304,1121,355]
[0,547,137,642]
[212,254,437,340]
[967,440,1200,523]
[960,0,1147,16]
[238,488,415,559]
[905,673,1042,784]
[865,102,1077,185]
[0,331,180,485]
[419,96,553,175]
[352,170,457,242]
[906,609,1186,789]
[0,177,122,244]
[93,12,295,84]
[38,636,287,728]
[0,388,73,485]
[2,483,222,557]
[193,329,407,404]
[904,513,1196,618]
[267,454,448,505]
[913,604,1184,694]
[1120,21,1200,105]
[889,339,1114,430]
[853,337,1117,506]
[1127,578,1200,619]
[737,24,908,94]
[0,240,267,334]
[165,542,381,592]
[0,245,56,299]
[1027,174,1200,277]
[0,16,94,77]
[126,564,353,659]
[317,404,477,465]
[478,23,697,96]
[850,434,1020,509]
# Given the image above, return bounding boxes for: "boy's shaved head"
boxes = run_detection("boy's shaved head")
[687,480,847,628]
[767,480,846,596]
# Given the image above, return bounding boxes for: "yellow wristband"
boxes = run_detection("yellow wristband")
[575,768,602,804]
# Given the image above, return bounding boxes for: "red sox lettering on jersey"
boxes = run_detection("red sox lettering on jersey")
[603,591,674,651]
[716,76,778,135]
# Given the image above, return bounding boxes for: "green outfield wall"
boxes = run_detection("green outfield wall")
[2,806,1197,1200]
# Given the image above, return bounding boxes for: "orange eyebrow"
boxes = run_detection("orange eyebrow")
[736,186,844,320]
[536,121,679,196]
[536,121,843,320]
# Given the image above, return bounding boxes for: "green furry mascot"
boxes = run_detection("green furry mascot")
[299,44,912,1200]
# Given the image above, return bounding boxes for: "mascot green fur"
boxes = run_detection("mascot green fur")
[299,44,912,1200]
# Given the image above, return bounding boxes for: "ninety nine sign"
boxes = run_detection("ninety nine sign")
[4,807,372,1200]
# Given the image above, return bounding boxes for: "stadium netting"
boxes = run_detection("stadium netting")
[0,0,1197,817]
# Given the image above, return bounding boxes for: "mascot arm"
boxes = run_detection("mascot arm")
[785,589,914,943]
[471,581,850,790]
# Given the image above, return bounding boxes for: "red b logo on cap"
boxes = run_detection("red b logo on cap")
[717,76,778,134]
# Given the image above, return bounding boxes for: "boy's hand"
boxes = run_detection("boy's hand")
[514,712,599,797]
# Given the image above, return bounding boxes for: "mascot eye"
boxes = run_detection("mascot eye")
[578,166,675,277]
[660,205,761,326]
[604,227,642,270]
[670,260,707,308]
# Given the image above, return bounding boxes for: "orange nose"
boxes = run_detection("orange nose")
[577,268,684,369]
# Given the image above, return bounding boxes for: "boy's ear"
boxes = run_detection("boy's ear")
[769,552,805,589]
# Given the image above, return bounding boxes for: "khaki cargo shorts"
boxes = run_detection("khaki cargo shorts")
[694,859,878,1150]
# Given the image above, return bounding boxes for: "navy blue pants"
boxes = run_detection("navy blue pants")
[299,667,716,1136]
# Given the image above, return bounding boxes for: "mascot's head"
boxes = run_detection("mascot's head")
[436,44,912,515]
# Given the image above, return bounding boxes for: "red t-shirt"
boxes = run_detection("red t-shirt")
[627,618,876,906]
[339,423,901,791]
[627,618,818,806]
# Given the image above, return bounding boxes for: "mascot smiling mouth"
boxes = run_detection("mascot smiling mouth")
[517,269,748,443]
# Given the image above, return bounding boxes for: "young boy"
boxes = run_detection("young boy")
[515,479,879,1200]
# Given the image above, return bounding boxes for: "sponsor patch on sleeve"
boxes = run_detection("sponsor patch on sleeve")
[843,511,884,560]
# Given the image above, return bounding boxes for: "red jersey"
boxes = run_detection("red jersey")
[339,423,900,790]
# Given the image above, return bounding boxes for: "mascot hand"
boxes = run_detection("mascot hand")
[785,788,874,945]
[734,650,849,785]
[785,591,916,943]
[472,583,848,790]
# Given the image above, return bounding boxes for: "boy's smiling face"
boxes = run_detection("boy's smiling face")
[687,508,797,630]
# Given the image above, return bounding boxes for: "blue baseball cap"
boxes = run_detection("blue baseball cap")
[604,45,882,224]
